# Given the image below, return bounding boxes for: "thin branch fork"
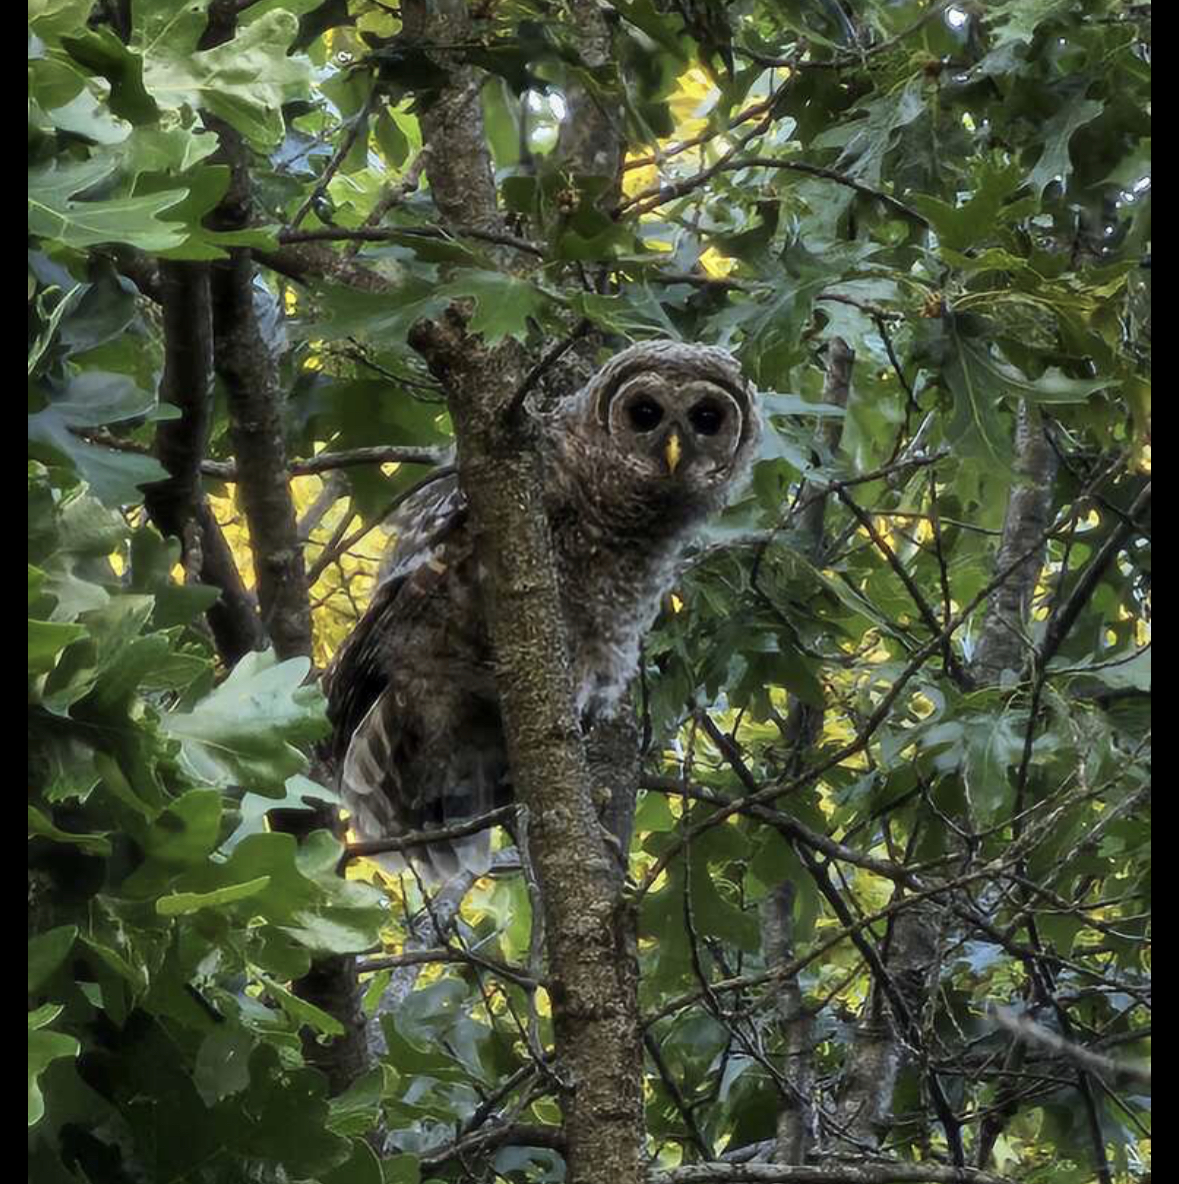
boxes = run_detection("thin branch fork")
[304,465,456,586]
[622,86,791,173]
[990,1007,1150,1089]
[834,486,968,688]
[203,444,449,481]
[621,156,928,225]
[358,945,541,990]
[279,223,547,258]
[344,804,517,860]
[419,1122,567,1173]
[288,89,382,232]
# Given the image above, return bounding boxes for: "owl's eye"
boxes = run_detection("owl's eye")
[689,400,725,436]
[628,398,664,432]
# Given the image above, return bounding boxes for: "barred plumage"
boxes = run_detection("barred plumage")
[325,341,760,882]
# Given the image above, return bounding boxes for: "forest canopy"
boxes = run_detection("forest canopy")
[28,2,1150,1184]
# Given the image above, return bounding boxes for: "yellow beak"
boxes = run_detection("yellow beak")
[664,430,682,475]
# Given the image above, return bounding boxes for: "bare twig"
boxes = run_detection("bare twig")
[288,91,381,232]
[203,444,449,482]
[990,1008,1150,1094]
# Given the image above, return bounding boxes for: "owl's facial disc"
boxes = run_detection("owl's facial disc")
[610,377,744,483]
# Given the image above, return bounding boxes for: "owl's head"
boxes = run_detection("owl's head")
[574,341,760,499]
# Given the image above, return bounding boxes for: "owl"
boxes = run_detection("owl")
[324,340,760,882]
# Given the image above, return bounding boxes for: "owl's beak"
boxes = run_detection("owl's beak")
[664,430,683,476]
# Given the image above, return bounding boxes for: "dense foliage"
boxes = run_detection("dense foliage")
[29,1,1150,1182]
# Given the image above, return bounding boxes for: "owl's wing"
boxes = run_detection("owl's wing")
[325,472,466,760]
[325,473,505,883]
[378,470,467,586]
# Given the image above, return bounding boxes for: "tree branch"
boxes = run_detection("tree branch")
[970,405,1059,685]
[761,882,815,1165]
[359,946,540,991]
[142,259,263,664]
[649,1165,1012,1184]
[408,308,645,1184]
[202,444,449,482]
[991,1007,1150,1089]
[208,124,314,661]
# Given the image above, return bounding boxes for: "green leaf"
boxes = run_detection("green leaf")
[29,1020,80,1127]
[27,413,169,506]
[28,0,95,41]
[60,27,160,123]
[223,773,339,852]
[261,975,346,1037]
[40,594,158,712]
[141,9,312,150]
[570,289,681,337]
[125,789,224,881]
[814,77,926,187]
[193,1024,255,1104]
[28,619,87,675]
[305,279,450,343]
[326,1070,384,1137]
[438,271,555,345]
[942,324,1114,465]
[28,156,189,252]
[28,927,79,994]
[909,161,1033,251]
[28,566,47,610]
[34,85,133,144]
[373,107,410,168]
[322,1139,387,1184]
[38,370,161,428]
[156,875,273,916]
[1029,98,1104,198]
[28,804,112,856]
[28,282,84,376]
[161,650,328,794]
[609,0,688,56]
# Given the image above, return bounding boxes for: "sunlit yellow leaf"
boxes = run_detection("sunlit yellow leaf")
[698,246,735,278]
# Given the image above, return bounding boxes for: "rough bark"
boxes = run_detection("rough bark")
[203,104,368,1093]
[969,403,1058,686]
[208,124,313,663]
[394,5,644,1175]
[755,339,854,1165]
[555,0,623,191]
[832,905,939,1151]
[401,0,504,237]
[194,502,266,665]
[761,883,814,1166]
[587,703,641,861]
[142,260,264,665]
[409,312,645,1184]
[254,242,395,293]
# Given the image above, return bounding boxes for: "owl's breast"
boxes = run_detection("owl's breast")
[555,530,682,719]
